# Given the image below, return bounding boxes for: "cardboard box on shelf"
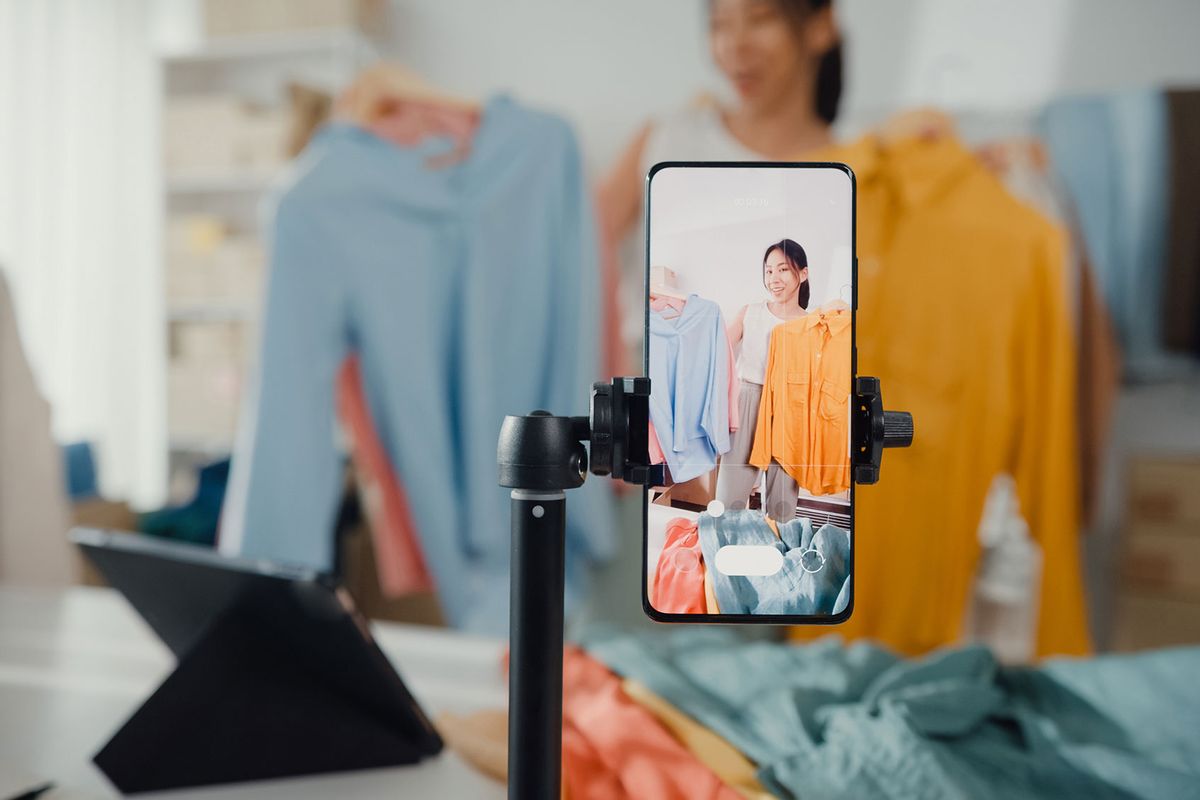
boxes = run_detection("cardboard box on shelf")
[231,111,290,172]
[204,0,379,37]
[164,96,289,176]
[165,136,232,175]
[1121,455,1200,601]
[168,362,243,444]
[163,95,245,129]
[165,215,227,257]
[164,96,248,174]
[165,262,213,307]
[210,237,265,299]
[205,0,282,38]
[339,516,445,626]
[1127,456,1200,529]
[1113,454,1200,651]
[171,321,246,364]
[71,502,140,587]
[1120,526,1200,601]
[72,499,139,534]
[652,469,718,509]
[166,224,264,309]
[286,83,333,157]
[1111,593,1200,652]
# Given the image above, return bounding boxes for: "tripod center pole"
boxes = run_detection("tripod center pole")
[507,489,566,800]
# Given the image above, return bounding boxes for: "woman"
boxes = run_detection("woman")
[601,0,839,516]
[598,0,1092,663]
[716,239,810,520]
[598,0,840,240]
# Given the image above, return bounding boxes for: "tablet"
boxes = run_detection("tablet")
[71,528,442,793]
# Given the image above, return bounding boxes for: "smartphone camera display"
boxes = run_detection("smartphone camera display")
[644,163,855,623]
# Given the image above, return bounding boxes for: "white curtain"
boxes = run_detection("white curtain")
[0,0,165,507]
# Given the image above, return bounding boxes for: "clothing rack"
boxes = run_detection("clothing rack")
[652,490,851,531]
[792,497,851,530]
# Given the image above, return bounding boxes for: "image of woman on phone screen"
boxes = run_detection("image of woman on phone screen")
[715,238,809,520]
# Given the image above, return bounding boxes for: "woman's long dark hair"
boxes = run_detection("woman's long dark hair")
[774,0,844,125]
[763,239,810,309]
[708,1,843,124]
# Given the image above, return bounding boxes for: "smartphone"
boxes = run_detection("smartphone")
[643,162,856,623]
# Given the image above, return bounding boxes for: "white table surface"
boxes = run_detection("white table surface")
[0,585,508,799]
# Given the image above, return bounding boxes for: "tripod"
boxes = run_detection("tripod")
[498,376,911,799]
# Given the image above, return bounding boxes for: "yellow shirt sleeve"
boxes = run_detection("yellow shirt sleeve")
[1013,221,1092,657]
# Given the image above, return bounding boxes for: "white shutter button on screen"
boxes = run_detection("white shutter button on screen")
[714,545,784,576]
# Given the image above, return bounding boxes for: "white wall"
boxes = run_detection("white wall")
[380,0,1200,166]
[842,0,1200,117]
[378,1,719,171]
[649,166,853,325]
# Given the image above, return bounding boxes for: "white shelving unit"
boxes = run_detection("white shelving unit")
[165,170,280,194]
[158,27,372,494]
[160,28,368,65]
[166,304,256,323]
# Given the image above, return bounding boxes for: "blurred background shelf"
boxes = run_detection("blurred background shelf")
[160,28,370,66]
[157,7,371,466]
[166,171,280,195]
[169,436,238,457]
[166,304,256,323]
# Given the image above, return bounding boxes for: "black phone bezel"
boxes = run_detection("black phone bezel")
[641,160,858,625]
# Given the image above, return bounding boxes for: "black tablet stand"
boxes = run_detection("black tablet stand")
[497,375,912,799]
[92,604,431,794]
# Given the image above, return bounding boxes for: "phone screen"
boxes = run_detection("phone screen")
[643,162,855,623]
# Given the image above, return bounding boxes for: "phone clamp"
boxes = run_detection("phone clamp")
[497,375,911,799]
[853,376,915,484]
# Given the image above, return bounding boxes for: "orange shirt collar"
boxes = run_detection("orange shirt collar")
[792,302,851,335]
[818,129,976,209]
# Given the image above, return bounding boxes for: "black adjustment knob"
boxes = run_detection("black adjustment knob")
[882,411,914,448]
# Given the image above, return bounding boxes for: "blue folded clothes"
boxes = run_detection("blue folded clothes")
[583,627,1200,800]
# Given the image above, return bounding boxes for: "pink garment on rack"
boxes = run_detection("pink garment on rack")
[365,98,479,166]
[650,517,706,614]
[648,419,667,466]
[562,646,741,800]
[725,326,739,430]
[336,355,434,596]
[649,294,686,314]
[597,196,628,382]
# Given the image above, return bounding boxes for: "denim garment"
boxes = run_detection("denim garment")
[1039,90,1170,374]
[220,97,613,633]
[697,509,849,615]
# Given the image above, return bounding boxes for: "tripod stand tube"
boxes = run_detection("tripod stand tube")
[497,377,909,797]
[508,489,566,800]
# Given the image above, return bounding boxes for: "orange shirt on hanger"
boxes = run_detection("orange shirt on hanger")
[749,302,852,496]
[787,130,1090,659]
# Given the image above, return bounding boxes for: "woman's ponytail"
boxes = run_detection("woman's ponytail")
[814,36,843,125]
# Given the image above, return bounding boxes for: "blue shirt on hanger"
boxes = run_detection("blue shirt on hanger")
[219,96,614,634]
[1038,89,1171,377]
[648,295,732,483]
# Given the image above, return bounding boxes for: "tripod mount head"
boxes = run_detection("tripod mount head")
[498,375,911,491]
